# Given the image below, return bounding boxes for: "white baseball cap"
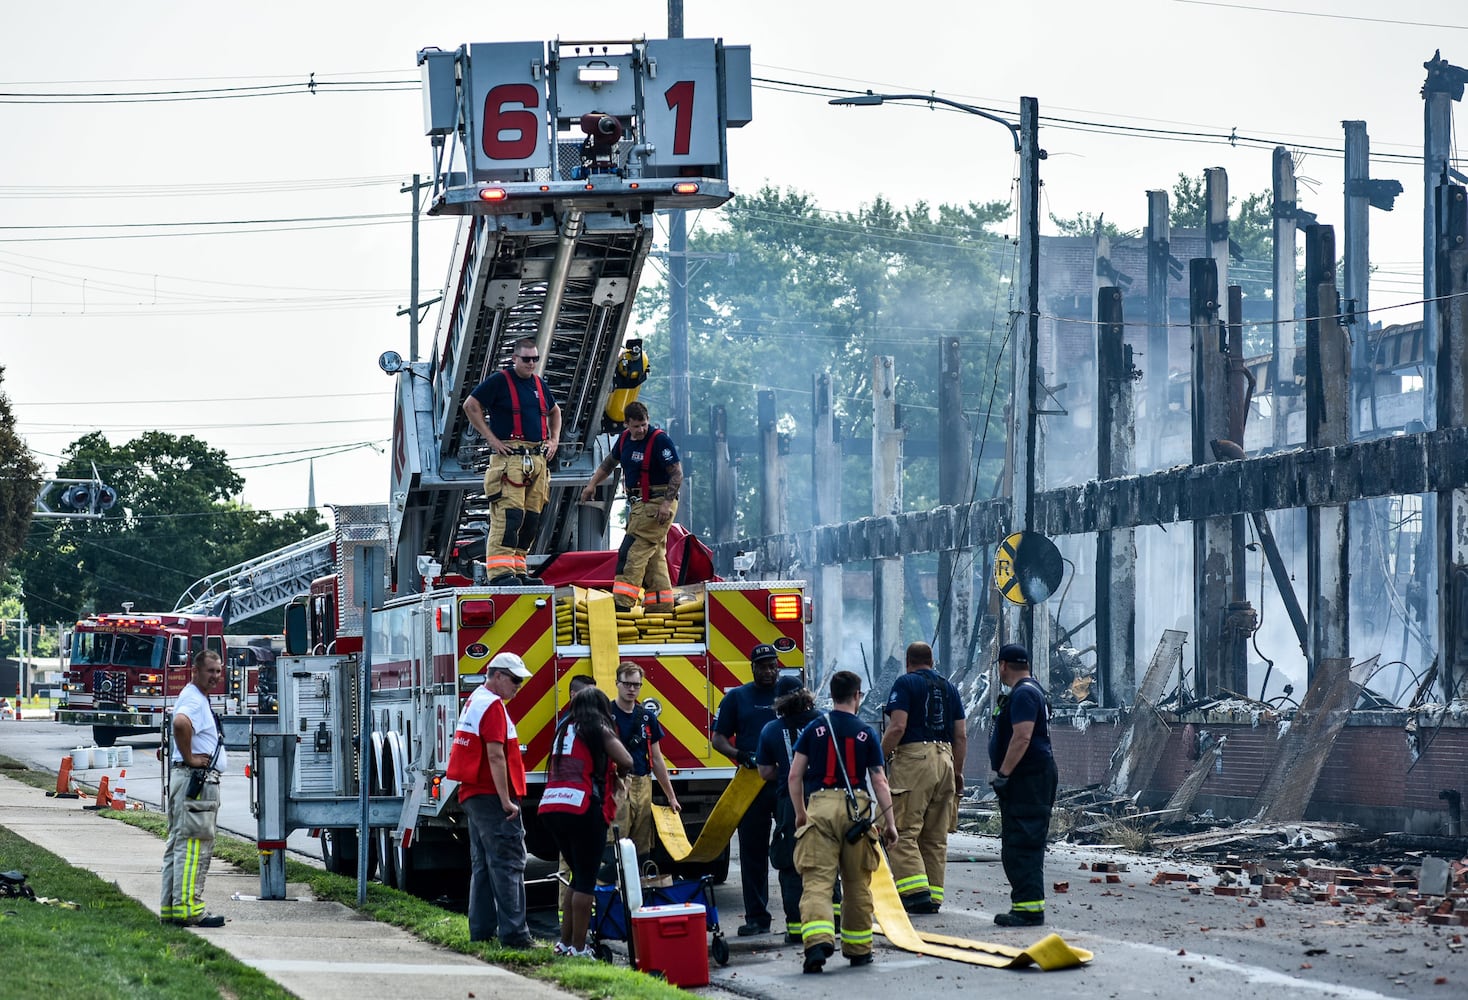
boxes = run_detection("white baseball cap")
[486,652,531,678]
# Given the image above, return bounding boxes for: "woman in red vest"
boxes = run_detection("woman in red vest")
[540,686,632,957]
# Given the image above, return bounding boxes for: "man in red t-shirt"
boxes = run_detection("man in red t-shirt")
[447,651,534,946]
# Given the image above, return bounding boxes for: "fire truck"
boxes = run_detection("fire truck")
[278,506,804,889]
[58,611,227,747]
[247,36,777,896]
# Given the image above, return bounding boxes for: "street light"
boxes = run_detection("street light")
[828,91,1021,152]
[829,89,1047,665]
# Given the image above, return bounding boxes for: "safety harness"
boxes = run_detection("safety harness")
[616,426,667,500]
[499,368,550,441]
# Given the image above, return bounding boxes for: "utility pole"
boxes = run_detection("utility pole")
[397,175,429,362]
[1011,97,1045,670]
[667,0,691,528]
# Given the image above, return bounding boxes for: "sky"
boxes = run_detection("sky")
[2,0,1464,525]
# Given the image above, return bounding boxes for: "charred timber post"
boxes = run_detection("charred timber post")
[1226,287,1253,688]
[1304,225,1352,679]
[1190,255,1233,700]
[1271,148,1300,449]
[1343,122,1372,438]
[1096,287,1137,705]
[1145,191,1171,472]
[872,356,906,697]
[812,373,844,692]
[1435,185,1468,700]
[710,405,734,544]
[938,337,973,677]
[757,389,788,547]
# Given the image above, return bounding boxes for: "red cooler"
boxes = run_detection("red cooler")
[631,902,709,987]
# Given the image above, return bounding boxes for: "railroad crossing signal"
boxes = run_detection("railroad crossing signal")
[993,531,1064,605]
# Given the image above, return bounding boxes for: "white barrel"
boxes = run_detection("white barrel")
[89,747,109,768]
[116,746,133,766]
[71,748,90,770]
[105,747,120,768]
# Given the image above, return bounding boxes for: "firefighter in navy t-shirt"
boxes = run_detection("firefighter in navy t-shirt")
[463,336,562,585]
[608,661,680,859]
[788,670,897,974]
[987,643,1058,927]
[711,643,781,936]
[881,640,967,914]
[579,400,683,612]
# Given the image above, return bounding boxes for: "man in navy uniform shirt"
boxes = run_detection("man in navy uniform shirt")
[711,643,781,936]
[788,670,897,974]
[881,640,967,914]
[987,643,1058,927]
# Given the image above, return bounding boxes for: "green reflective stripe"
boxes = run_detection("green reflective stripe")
[802,920,835,939]
[930,885,946,902]
[1013,900,1045,912]
[841,928,873,943]
[786,921,802,934]
[894,874,930,893]
[831,902,842,916]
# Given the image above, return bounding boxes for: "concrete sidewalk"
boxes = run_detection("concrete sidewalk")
[0,773,572,1000]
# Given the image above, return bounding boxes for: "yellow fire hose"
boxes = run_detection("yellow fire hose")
[653,767,767,863]
[652,771,1093,970]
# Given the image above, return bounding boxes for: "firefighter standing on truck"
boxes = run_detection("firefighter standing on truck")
[881,640,967,915]
[578,400,682,612]
[463,337,562,586]
[787,669,897,974]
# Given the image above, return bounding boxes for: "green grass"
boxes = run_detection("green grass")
[0,826,295,1000]
[1,754,696,999]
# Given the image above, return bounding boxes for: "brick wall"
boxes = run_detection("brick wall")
[1040,717,1466,834]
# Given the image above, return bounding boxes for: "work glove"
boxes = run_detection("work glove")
[989,772,1010,797]
[738,751,759,769]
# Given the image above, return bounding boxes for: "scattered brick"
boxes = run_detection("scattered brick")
[1214,886,1247,897]
[1152,871,1190,885]
[1053,881,1069,894]
[1106,874,1123,884]
[1090,877,1103,884]
[1262,884,1288,901]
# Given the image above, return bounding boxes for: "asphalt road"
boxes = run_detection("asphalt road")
[0,716,324,866]
[3,717,1462,997]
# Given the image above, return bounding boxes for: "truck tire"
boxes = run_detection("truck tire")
[321,828,372,878]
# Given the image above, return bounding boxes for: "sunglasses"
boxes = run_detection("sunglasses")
[516,354,539,363]
[496,670,524,687]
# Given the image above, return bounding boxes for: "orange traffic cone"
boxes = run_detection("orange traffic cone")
[90,775,112,810]
[111,769,127,810]
[47,756,75,798]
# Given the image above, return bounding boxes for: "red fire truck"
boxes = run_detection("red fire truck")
[281,516,806,892]
[59,612,275,745]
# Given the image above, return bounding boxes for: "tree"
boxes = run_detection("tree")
[16,431,324,627]
[1049,211,1129,239]
[635,186,1015,541]
[0,366,40,573]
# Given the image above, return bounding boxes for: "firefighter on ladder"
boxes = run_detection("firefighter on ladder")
[463,337,563,585]
[579,400,682,612]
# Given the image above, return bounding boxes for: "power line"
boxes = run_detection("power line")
[1173,0,1468,31]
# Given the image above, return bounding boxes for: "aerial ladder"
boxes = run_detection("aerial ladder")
[387,37,751,593]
